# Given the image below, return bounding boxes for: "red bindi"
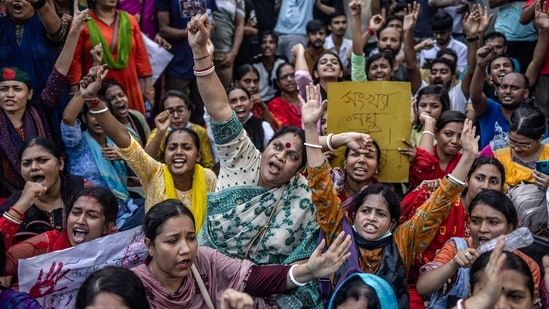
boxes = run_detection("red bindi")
[285,142,291,148]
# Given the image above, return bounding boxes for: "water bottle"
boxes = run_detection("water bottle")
[144,100,153,119]
[477,227,534,254]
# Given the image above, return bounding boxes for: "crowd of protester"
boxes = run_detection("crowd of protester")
[4,0,549,308]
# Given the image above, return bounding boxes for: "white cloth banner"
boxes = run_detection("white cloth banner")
[18,227,148,309]
[142,32,173,84]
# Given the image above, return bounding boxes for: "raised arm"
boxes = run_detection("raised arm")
[292,44,309,72]
[144,111,171,157]
[470,45,494,117]
[351,0,366,56]
[461,5,492,98]
[27,0,62,35]
[81,66,132,148]
[188,15,233,122]
[525,0,549,87]
[403,2,423,94]
[55,8,89,75]
[417,113,437,153]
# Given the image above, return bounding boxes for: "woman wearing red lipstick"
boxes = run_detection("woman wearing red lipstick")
[416,190,540,307]
[132,199,352,308]
[0,186,118,276]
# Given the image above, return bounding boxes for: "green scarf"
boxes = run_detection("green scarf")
[87,11,131,70]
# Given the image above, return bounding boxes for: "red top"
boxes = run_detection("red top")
[69,10,152,115]
[409,145,462,189]
[268,97,302,128]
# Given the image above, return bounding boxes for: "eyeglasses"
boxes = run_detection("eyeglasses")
[166,106,188,115]
[279,72,295,80]
[507,136,533,150]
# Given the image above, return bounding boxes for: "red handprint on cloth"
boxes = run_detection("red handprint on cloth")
[29,262,70,298]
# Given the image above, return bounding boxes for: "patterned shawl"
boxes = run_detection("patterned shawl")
[200,177,321,308]
[0,106,50,191]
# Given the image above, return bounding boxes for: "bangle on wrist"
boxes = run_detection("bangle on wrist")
[89,106,109,115]
[367,27,376,36]
[326,133,336,151]
[193,54,210,61]
[447,174,466,186]
[421,130,435,138]
[86,98,101,109]
[193,62,215,77]
[288,265,307,287]
[4,212,22,225]
[145,89,155,94]
[304,142,322,149]
[10,207,24,219]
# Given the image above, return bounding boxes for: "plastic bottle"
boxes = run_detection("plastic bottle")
[477,227,534,254]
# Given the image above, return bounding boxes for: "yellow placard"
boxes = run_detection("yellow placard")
[327,81,411,183]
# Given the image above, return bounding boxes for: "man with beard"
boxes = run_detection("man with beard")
[324,13,352,69]
[373,25,409,81]
[301,19,329,75]
[418,10,467,75]
[471,45,530,148]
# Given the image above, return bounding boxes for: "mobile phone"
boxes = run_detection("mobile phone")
[536,160,549,175]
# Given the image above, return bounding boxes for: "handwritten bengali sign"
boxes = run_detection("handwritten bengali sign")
[327,81,411,182]
[19,227,147,309]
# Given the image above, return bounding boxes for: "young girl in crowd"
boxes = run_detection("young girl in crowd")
[268,63,302,128]
[409,110,466,188]
[409,85,451,147]
[227,86,274,152]
[131,199,351,308]
[1,186,118,276]
[99,80,151,146]
[233,64,278,129]
[145,90,215,169]
[416,190,540,307]
[302,82,479,308]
